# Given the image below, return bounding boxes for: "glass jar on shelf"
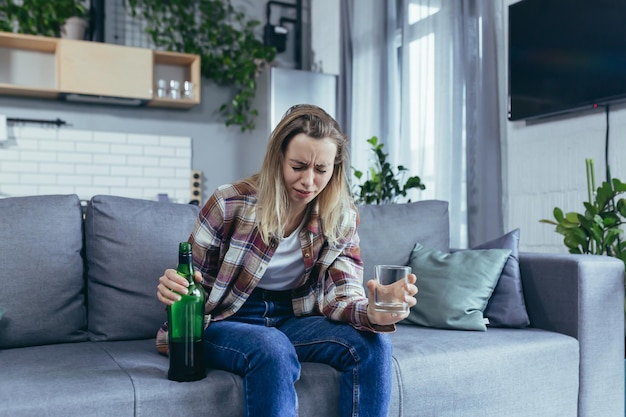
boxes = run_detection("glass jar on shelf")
[156,79,167,98]
[182,81,194,99]
[168,80,180,99]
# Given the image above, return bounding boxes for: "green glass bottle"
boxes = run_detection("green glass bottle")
[167,242,206,382]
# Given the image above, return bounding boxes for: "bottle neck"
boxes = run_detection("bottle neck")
[177,252,194,283]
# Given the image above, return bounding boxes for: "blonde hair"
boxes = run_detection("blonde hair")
[246,104,353,245]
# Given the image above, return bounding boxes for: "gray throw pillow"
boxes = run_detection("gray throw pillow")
[357,200,449,281]
[404,243,511,331]
[85,195,200,341]
[0,194,87,348]
[474,229,530,328]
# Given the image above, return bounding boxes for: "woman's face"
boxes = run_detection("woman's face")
[282,133,337,211]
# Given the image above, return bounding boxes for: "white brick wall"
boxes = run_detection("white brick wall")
[0,125,192,203]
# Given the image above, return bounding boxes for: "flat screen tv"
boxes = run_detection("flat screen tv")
[508,0,626,121]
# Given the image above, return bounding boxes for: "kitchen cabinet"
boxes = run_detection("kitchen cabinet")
[57,39,153,100]
[0,31,201,108]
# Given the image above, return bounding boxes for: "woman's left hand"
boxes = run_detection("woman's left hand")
[366,273,418,326]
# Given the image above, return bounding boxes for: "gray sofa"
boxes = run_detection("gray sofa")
[0,193,623,417]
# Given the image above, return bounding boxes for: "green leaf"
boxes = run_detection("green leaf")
[612,178,626,193]
[596,182,615,209]
[404,176,425,190]
[592,214,604,227]
[583,201,598,216]
[589,223,603,246]
[575,216,590,233]
[367,136,378,146]
[564,211,581,223]
[605,228,623,247]
[563,227,586,247]
[617,198,626,218]
[602,212,621,227]
[553,207,565,223]
[563,233,583,250]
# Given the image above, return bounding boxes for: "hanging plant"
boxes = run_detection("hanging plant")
[0,0,87,37]
[126,0,276,132]
[352,136,426,205]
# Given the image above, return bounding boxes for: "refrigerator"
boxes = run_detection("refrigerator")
[238,66,338,178]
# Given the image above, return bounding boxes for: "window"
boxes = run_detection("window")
[397,0,467,247]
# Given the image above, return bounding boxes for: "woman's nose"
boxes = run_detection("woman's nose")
[300,169,314,186]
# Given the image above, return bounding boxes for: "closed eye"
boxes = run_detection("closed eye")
[292,165,327,172]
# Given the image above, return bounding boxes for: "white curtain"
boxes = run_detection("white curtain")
[397,0,468,248]
[461,0,505,248]
[342,0,504,248]
[344,0,397,178]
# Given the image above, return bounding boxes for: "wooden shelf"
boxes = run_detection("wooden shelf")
[150,50,201,107]
[0,32,58,96]
[0,31,58,52]
[148,97,199,109]
[0,31,201,109]
[0,83,59,99]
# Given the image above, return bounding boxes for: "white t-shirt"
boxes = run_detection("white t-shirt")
[257,222,306,290]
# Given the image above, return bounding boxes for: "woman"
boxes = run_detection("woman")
[157,104,418,417]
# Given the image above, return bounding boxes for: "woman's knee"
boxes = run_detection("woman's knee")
[205,322,300,380]
[370,333,392,357]
[249,328,298,363]
[356,332,393,368]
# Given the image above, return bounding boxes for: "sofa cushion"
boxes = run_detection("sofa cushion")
[0,342,135,416]
[97,339,342,417]
[403,243,510,331]
[85,195,200,341]
[475,229,531,328]
[357,200,449,281]
[390,325,579,416]
[0,194,87,348]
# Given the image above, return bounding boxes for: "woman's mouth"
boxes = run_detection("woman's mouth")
[295,189,313,198]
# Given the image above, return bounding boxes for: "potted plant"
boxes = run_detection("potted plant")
[126,0,276,132]
[541,159,626,339]
[60,15,88,40]
[0,0,87,38]
[352,136,426,205]
[540,158,626,263]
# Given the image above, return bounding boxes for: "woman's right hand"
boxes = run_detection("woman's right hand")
[157,269,203,306]
[365,273,418,326]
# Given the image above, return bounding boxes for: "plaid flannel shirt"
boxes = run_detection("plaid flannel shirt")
[189,181,394,333]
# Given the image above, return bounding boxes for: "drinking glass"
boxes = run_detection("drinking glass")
[373,265,411,313]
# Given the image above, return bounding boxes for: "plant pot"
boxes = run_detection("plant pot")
[61,17,87,40]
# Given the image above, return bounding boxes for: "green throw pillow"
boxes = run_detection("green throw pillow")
[403,243,511,331]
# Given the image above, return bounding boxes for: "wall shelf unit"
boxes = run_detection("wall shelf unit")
[0,31,201,109]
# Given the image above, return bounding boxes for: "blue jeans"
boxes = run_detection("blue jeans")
[203,296,393,417]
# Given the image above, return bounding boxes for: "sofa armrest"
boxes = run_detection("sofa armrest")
[519,252,624,417]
